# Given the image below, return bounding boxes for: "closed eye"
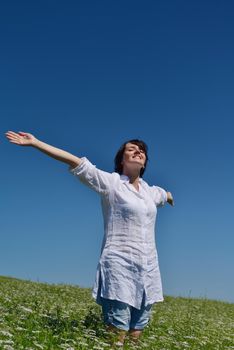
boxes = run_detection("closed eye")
[128,148,144,152]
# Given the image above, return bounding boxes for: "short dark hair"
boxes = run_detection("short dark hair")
[114,139,148,177]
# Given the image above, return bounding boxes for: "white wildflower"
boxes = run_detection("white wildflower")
[77,342,88,346]
[98,342,110,347]
[15,327,26,331]
[19,306,33,313]
[33,343,43,349]
[184,335,197,340]
[2,340,14,345]
[0,330,13,337]
[3,345,14,350]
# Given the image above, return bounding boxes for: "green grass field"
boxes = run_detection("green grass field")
[0,276,233,350]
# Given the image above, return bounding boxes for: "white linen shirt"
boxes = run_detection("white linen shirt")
[70,157,167,309]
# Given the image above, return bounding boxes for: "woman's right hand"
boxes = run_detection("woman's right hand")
[5,131,37,146]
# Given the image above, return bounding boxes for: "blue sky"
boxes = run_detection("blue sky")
[1,0,234,303]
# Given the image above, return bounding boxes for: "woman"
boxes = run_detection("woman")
[5,131,174,346]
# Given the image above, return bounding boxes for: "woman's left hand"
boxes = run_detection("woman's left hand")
[167,192,174,206]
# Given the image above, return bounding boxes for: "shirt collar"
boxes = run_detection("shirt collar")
[120,174,143,183]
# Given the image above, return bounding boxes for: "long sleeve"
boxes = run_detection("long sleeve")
[151,186,167,207]
[69,157,114,195]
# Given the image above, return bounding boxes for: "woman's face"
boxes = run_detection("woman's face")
[122,143,146,171]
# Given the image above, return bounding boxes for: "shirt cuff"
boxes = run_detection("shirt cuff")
[162,188,168,205]
[69,157,87,175]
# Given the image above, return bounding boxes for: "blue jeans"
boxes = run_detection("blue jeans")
[100,293,152,331]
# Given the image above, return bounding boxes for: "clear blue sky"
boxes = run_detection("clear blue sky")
[1,0,234,303]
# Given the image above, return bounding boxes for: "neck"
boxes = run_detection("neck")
[122,167,141,185]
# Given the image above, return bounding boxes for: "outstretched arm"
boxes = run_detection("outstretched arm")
[5,131,81,168]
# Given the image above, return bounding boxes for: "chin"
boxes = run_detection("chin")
[128,163,144,171]
[131,160,144,166]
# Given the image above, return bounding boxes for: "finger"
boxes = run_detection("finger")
[6,134,20,141]
[6,131,23,140]
[8,139,20,144]
[18,131,27,135]
[9,140,20,144]
[5,135,16,141]
[7,138,22,145]
[5,131,19,137]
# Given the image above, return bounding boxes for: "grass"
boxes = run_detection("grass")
[0,275,233,349]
